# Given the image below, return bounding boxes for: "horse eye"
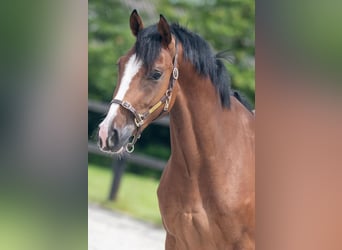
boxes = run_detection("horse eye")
[149,70,162,81]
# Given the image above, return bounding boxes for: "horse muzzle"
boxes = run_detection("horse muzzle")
[98,122,136,153]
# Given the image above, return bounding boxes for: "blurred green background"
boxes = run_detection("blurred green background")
[88,0,255,224]
[89,0,255,103]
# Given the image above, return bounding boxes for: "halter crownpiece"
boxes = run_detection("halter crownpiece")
[110,38,179,153]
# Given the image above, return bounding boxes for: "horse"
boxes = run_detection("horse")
[98,10,255,250]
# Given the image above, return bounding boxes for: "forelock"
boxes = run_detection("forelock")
[135,25,162,72]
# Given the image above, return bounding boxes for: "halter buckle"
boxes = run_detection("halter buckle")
[164,90,172,111]
[134,116,144,127]
[163,99,169,111]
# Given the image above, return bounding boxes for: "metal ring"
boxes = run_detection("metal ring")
[172,68,179,80]
[125,143,134,153]
[166,89,172,97]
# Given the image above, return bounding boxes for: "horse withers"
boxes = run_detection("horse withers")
[98,10,255,250]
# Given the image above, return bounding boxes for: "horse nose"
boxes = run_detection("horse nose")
[98,124,119,151]
[107,128,119,149]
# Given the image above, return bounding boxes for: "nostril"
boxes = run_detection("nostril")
[98,137,103,148]
[107,128,119,148]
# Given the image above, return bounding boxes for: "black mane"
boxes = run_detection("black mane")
[135,23,249,110]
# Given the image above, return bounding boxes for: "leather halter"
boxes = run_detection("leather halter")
[110,39,179,153]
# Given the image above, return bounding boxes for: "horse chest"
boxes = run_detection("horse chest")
[157,177,209,242]
[157,163,254,250]
[158,162,232,216]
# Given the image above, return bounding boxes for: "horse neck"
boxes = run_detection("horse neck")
[169,62,250,177]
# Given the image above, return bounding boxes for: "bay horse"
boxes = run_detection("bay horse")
[98,10,255,250]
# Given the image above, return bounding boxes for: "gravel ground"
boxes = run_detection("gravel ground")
[88,204,165,250]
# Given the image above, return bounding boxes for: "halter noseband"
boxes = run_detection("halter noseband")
[110,39,179,153]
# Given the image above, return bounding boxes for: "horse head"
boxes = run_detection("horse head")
[98,10,178,153]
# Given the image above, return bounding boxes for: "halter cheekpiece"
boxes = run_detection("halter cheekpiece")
[110,38,179,153]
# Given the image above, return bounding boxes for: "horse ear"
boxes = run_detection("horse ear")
[158,14,172,47]
[130,9,144,37]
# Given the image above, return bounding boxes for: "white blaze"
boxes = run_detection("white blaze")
[98,54,142,144]
[115,54,142,100]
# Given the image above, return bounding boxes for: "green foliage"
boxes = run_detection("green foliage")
[156,0,255,103]
[88,0,135,101]
[88,0,255,103]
